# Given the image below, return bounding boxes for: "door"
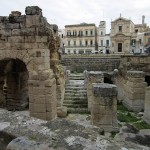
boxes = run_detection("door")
[118,43,122,52]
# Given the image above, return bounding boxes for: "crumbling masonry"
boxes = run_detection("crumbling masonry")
[0,6,65,120]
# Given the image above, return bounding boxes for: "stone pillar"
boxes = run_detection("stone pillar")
[143,86,150,124]
[91,83,118,132]
[29,69,57,120]
[87,71,104,111]
[123,71,146,112]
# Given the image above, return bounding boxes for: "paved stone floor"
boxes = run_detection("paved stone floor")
[0,109,150,150]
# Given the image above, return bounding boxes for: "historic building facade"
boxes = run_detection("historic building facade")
[97,21,110,53]
[110,15,149,54]
[110,16,134,53]
[64,23,97,54]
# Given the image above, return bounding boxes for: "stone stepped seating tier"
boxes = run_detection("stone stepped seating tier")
[63,73,89,113]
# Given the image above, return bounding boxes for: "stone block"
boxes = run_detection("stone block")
[57,107,67,118]
[25,15,41,28]
[87,71,104,83]
[20,28,36,36]
[8,36,24,43]
[46,111,57,120]
[33,95,45,103]
[127,77,145,82]
[127,71,145,78]
[33,103,46,113]
[11,29,21,36]
[36,36,48,43]
[92,83,117,97]
[24,36,36,43]
[25,6,42,15]
[126,81,147,88]
[45,78,56,87]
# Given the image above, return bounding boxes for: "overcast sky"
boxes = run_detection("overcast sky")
[0,0,150,33]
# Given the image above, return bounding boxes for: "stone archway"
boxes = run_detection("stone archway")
[0,58,29,110]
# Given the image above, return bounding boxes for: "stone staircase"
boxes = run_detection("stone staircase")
[63,73,89,113]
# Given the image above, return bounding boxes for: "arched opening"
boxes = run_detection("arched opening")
[0,58,29,110]
[104,77,113,84]
[145,76,150,86]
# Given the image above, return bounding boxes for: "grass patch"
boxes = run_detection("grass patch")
[117,104,128,113]
[118,112,139,123]
[133,121,150,130]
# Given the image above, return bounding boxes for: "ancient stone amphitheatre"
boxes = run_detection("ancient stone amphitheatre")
[0,6,150,150]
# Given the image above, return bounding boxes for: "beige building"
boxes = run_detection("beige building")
[110,15,149,54]
[110,16,135,53]
[65,23,97,54]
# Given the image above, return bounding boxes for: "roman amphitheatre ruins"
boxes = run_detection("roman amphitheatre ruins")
[0,6,150,150]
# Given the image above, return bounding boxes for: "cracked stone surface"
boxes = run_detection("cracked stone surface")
[0,109,150,150]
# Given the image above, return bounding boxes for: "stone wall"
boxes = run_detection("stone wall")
[91,83,118,132]
[0,6,63,120]
[61,55,120,72]
[143,86,150,124]
[119,55,150,76]
[123,71,147,112]
[86,71,104,111]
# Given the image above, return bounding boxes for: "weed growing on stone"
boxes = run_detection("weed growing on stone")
[117,112,139,123]
[133,121,150,130]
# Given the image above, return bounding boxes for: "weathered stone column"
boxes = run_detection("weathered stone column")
[91,83,118,132]
[87,71,104,111]
[143,86,150,124]
[123,71,146,112]
[29,69,57,120]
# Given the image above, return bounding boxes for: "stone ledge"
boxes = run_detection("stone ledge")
[92,83,117,97]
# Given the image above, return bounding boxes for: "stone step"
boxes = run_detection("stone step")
[68,77,85,80]
[64,97,87,101]
[63,103,88,108]
[63,100,87,105]
[65,90,87,93]
[66,84,85,87]
[67,108,89,113]
[64,93,87,97]
[65,87,86,90]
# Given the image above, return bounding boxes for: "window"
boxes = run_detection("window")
[101,40,103,46]
[139,39,142,45]
[90,40,93,46]
[85,31,88,36]
[90,30,93,36]
[106,40,109,46]
[148,38,150,42]
[80,40,82,46]
[68,41,70,46]
[62,34,63,38]
[101,31,103,35]
[74,41,76,46]
[68,50,70,54]
[85,40,88,46]
[79,31,83,36]
[132,39,136,46]
[67,30,71,36]
[73,31,77,36]
[119,26,122,32]
[74,50,76,54]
